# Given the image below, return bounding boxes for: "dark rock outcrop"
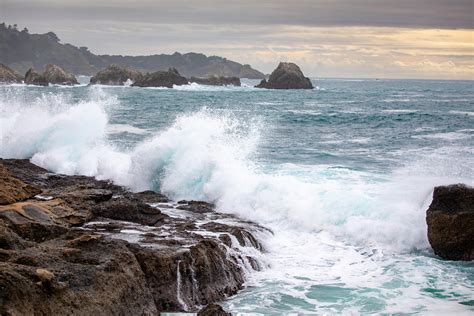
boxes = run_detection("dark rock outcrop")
[24,64,78,86]
[132,68,188,88]
[0,63,22,84]
[189,76,241,86]
[0,158,269,314]
[24,68,48,86]
[256,62,313,89]
[426,184,474,260]
[42,64,78,85]
[198,304,231,316]
[89,64,144,85]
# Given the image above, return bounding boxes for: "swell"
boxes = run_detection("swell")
[1,87,472,254]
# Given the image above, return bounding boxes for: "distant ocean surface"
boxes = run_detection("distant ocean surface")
[1,78,473,314]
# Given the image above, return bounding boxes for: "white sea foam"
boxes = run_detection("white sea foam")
[1,88,471,254]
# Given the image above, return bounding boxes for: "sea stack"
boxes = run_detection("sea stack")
[256,62,313,89]
[42,64,78,85]
[132,68,188,88]
[426,184,474,261]
[25,64,78,86]
[0,64,23,84]
[90,64,144,85]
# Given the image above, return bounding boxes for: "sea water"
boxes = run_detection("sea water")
[1,79,473,314]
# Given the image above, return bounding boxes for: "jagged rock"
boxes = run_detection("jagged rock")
[198,304,231,316]
[256,62,313,89]
[89,64,144,85]
[0,159,268,313]
[0,164,41,205]
[426,184,474,260]
[42,64,78,85]
[189,76,241,86]
[177,200,215,213]
[0,63,22,84]
[24,68,48,86]
[132,68,188,88]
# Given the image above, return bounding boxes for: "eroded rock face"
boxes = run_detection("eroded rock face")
[89,64,144,85]
[426,184,474,260]
[24,68,48,86]
[0,158,269,313]
[24,65,78,86]
[132,68,188,88]
[189,76,241,86]
[0,164,41,205]
[42,64,78,85]
[0,63,22,84]
[256,62,313,89]
[198,304,231,316]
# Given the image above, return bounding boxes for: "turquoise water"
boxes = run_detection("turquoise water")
[1,79,473,314]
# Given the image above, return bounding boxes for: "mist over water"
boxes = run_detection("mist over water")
[1,80,473,313]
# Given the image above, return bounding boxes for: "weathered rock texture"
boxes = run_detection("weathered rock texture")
[189,76,241,86]
[426,184,474,261]
[132,68,188,88]
[0,63,22,83]
[198,303,231,316]
[256,62,313,89]
[89,64,144,85]
[24,68,48,86]
[24,64,78,86]
[0,159,268,314]
[42,64,79,85]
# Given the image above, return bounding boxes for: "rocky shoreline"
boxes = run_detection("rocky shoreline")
[0,159,270,314]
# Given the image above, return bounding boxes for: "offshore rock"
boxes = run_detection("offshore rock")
[89,64,144,85]
[189,76,241,86]
[0,158,268,313]
[132,68,188,88]
[24,68,48,86]
[426,184,474,260]
[256,62,313,89]
[42,64,78,85]
[0,63,22,84]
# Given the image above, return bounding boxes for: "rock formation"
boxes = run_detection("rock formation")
[24,68,48,86]
[89,64,144,85]
[132,68,188,88]
[24,64,78,86]
[0,63,23,84]
[42,64,78,85]
[198,304,231,316]
[256,62,313,89]
[189,76,241,86]
[0,159,269,314]
[426,184,474,260]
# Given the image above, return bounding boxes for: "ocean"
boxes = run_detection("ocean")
[1,78,473,314]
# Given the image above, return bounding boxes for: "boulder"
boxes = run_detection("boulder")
[24,68,48,86]
[132,68,188,88]
[256,62,313,89]
[426,184,474,260]
[42,64,78,85]
[89,64,144,85]
[198,304,231,316]
[0,64,22,84]
[189,76,241,86]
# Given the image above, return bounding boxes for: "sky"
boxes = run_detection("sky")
[1,0,473,79]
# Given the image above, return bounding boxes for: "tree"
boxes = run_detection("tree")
[22,27,29,33]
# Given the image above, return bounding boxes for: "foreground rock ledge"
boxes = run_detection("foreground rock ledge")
[0,159,269,314]
[426,184,474,261]
[256,62,313,89]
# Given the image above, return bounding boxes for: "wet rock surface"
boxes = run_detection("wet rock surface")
[189,76,241,86]
[256,62,313,89]
[0,63,23,84]
[0,158,269,314]
[426,184,474,261]
[132,68,188,88]
[198,303,231,316]
[89,64,144,85]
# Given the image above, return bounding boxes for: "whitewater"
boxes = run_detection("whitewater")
[1,79,473,314]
